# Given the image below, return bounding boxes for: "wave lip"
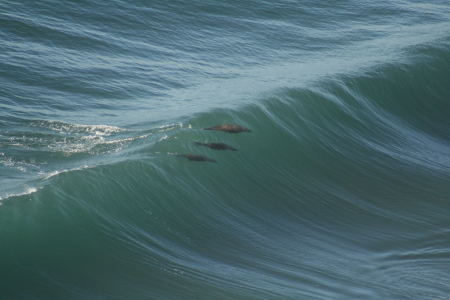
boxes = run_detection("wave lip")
[0,187,39,204]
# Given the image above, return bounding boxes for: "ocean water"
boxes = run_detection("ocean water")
[1,0,450,299]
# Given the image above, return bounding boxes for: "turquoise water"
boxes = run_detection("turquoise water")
[1,1,450,299]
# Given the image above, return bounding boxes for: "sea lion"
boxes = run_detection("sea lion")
[194,141,237,151]
[177,154,217,163]
[203,124,251,133]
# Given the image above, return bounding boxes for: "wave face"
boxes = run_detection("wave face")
[1,0,450,299]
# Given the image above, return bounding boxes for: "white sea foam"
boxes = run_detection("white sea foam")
[0,187,40,204]
[32,120,127,136]
[44,170,63,180]
[27,120,134,155]
[43,165,89,180]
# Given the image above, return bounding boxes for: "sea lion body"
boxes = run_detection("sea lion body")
[194,142,237,151]
[203,124,251,133]
[177,154,217,163]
